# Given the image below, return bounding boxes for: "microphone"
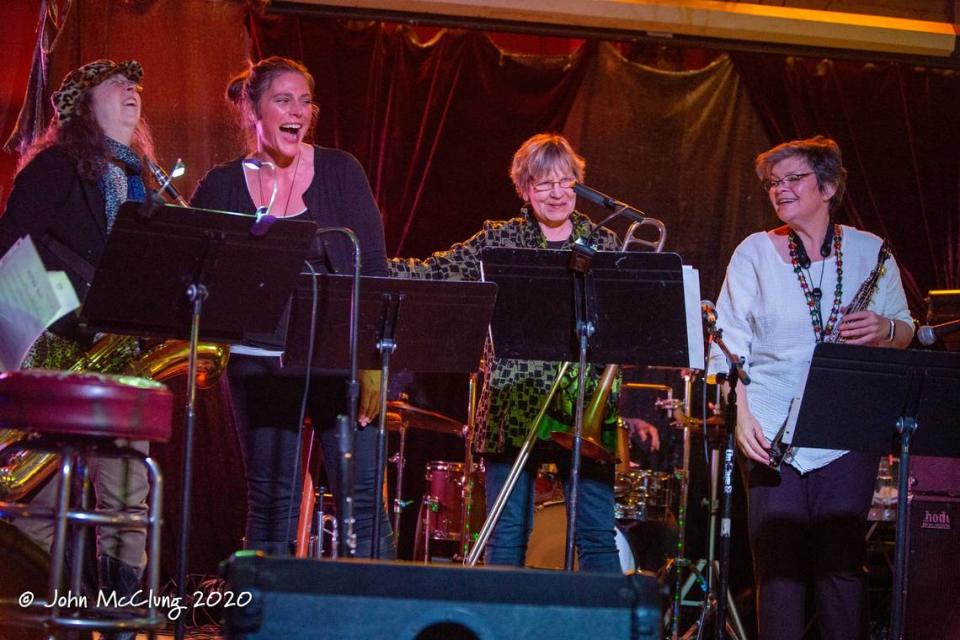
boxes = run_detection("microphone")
[702,299,751,385]
[701,299,719,327]
[917,317,960,346]
[146,159,188,207]
[242,158,278,220]
[573,182,621,211]
[573,183,644,224]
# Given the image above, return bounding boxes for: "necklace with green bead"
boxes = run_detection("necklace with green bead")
[787,224,843,343]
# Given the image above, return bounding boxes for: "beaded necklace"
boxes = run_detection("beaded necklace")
[787,224,843,342]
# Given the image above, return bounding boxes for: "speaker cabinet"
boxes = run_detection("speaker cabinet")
[906,495,960,639]
[221,554,664,639]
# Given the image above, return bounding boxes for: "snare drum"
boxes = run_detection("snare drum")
[614,470,674,521]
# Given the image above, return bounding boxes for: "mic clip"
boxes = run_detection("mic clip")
[568,238,596,274]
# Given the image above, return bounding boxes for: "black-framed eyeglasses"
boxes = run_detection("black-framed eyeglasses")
[762,172,813,191]
[531,178,576,192]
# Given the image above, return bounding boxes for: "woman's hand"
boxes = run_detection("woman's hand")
[838,309,888,345]
[624,418,660,452]
[357,369,382,426]
[736,407,770,465]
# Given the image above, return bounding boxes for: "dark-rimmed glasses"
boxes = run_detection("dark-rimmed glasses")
[762,172,813,191]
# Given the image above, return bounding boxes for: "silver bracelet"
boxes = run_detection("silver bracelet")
[887,318,896,342]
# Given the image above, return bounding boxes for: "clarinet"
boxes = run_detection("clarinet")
[768,240,892,469]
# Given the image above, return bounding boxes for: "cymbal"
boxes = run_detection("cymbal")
[386,400,465,436]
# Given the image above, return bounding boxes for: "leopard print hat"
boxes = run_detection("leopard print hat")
[51,59,143,123]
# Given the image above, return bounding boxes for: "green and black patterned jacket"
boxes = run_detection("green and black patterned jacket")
[389,210,621,455]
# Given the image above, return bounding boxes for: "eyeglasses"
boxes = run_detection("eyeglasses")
[531,178,576,193]
[762,172,813,191]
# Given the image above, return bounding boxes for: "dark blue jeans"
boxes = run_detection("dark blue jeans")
[482,447,621,573]
[229,355,395,558]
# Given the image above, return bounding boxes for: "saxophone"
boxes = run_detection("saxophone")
[768,240,892,469]
[0,336,229,499]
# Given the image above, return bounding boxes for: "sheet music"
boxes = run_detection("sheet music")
[0,236,80,371]
[682,265,705,369]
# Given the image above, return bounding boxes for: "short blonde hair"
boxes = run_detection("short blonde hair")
[509,133,585,199]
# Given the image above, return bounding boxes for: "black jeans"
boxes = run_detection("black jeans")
[741,451,879,640]
[228,355,395,558]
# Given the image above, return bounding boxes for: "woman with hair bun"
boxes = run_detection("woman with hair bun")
[192,56,392,558]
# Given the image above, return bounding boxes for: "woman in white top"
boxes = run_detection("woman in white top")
[709,136,913,640]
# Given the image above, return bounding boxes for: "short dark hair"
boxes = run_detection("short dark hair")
[755,135,847,214]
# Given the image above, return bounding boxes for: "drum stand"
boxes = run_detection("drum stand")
[659,370,746,640]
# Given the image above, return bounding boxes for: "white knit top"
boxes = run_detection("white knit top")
[707,225,914,473]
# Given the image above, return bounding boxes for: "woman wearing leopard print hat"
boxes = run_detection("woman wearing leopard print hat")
[0,58,159,640]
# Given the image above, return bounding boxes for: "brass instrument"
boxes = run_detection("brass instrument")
[0,337,229,499]
[548,213,669,462]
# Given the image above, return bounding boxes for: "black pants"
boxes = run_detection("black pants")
[741,451,879,640]
[228,355,394,557]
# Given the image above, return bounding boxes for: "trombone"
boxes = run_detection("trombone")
[464,213,667,566]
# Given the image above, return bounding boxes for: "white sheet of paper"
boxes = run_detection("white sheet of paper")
[682,265,705,369]
[0,236,80,371]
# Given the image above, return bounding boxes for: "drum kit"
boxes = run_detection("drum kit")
[303,367,748,638]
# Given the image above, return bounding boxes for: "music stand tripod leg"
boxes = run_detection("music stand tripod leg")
[174,283,207,640]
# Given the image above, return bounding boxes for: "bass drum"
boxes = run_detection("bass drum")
[524,500,638,574]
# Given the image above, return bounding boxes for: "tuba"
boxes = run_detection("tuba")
[544,214,668,462]
[0,337,229,500]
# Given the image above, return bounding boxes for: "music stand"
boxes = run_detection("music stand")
[282,274,497,558]
[791,342,960,640]
[80,203,315,640]
[470,248,688,569]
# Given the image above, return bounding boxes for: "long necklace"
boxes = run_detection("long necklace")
[257,149,303,217]
[788,224,843,342]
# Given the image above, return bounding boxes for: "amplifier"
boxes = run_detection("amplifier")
[220,553,664,640]
[906,495,960,639]
[910,455,960,496]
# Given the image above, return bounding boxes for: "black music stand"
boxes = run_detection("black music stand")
[479,248,688,569]
[791,342,960,640]
[80,203,315,640]
[282,274,497,558]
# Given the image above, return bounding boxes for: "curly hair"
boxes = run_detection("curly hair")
[18,89,156,184]
[755,135,847,214]
[226,56,318,151]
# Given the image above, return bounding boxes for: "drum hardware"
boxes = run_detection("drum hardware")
[656,370,747,640]
[383,397,464,552]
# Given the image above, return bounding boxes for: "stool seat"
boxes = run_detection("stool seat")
[0,369,173,442]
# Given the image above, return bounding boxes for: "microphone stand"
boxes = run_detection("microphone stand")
[703,316,749,640]
[313,227,362,558]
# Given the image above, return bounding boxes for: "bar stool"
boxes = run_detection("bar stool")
[0,368,173,638]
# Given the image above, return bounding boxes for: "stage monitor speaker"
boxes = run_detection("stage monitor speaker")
[906,495,960,640]
[221,553,664,640]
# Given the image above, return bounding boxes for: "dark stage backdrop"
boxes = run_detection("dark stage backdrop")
[2,1,958,583]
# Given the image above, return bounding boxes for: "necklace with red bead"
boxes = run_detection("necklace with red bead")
[788,224,843,342]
